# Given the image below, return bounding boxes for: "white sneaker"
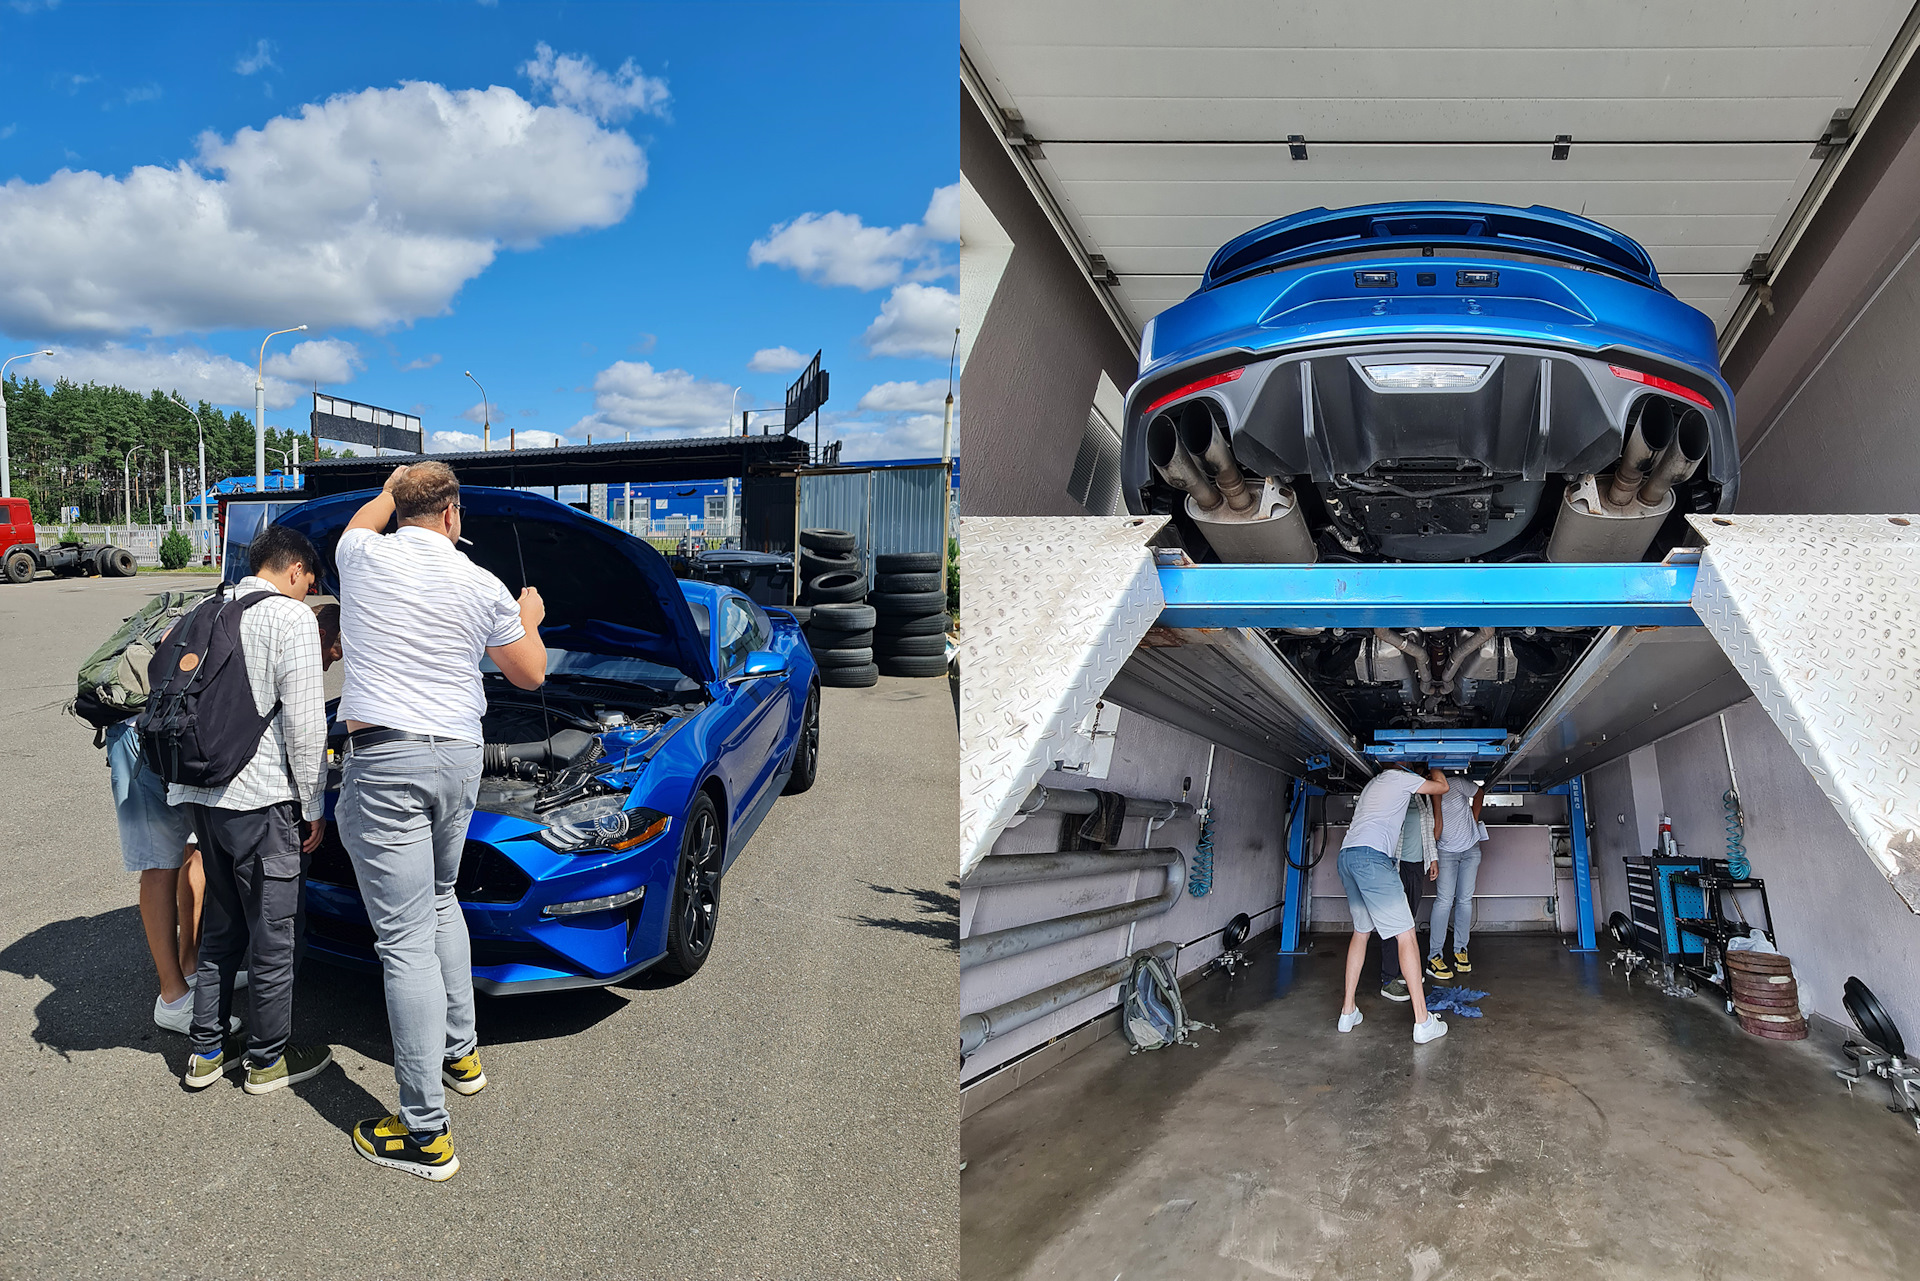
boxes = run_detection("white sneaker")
[1337,1007,1363,1032]
[1413,1014,1448,1044]
[152,992,241,1036]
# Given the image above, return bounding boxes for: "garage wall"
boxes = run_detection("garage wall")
[1649,698,1920,1041]
[959,706,1289,1085]
[958,89,1140,518]
[1586,754,1642,929]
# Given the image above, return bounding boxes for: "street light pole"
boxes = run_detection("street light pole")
[123,444,144,546]
[0,348,54,500]
[464,370,490,452]
[257,325,306,492]
[170,395,208,559]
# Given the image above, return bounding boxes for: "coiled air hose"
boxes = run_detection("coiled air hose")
[1724,788,1750,880]
[1189,809,1215,898]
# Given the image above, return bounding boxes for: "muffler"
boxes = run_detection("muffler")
[1548,396,1709,563]
[1190,479,1317,562]
[1147,409,1222,512]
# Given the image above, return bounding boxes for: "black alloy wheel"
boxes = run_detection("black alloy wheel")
[783,684,820,795]
[661,793,722,976]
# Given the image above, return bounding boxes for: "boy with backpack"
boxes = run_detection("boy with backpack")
[149,524,334,1094]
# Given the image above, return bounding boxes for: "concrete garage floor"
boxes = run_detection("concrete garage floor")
[963,933,1920,1280]
[0,573,958,1280]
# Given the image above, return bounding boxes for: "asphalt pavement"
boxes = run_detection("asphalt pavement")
[0,571,958,1280]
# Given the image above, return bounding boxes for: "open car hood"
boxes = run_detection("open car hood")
[280,486,714,684]
[1202,201,1662,293]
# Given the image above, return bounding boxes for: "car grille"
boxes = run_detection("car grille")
[306,829,531,907]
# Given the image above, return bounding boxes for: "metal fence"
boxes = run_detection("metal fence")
[796,463,950,583]
[37,523,216,568]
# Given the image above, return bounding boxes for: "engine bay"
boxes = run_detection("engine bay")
[473,677,700,822]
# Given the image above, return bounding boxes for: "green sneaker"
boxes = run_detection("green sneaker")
[442,1051,487,1096]
[352,1115,459,1181]
[1380,978,1411,1002]
[181,1036,247,1090]
[242,1044,334,1095]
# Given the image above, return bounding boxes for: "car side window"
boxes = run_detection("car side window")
[719,597,773,674]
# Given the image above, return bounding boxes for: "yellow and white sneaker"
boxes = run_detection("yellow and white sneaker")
[352,1115,459,1181]
[442,1052,487,1096]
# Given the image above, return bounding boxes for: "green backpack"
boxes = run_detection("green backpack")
[73,588,213,739]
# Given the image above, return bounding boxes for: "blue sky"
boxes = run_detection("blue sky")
[0,0,958,461]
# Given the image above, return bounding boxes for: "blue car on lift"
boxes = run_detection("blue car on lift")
[1123,201,1737,567]
[274,487,820,994]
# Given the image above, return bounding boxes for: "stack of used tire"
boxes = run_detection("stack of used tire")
[870,551,949,678]
[1727,947,1807,1040]
[799,528,876,689]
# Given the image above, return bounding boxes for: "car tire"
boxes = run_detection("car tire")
[102,547,137,578]
[799,528,856,554]
[819,661,879,688]
[869,589,945,616]
[874,571,941,593]
[800,549,857,580]
[804,571,866,604]
[781,605,813,626]
[658,792,722,978]
[874,633,946,657]
[816,646,874,668]
[781,684,820,795]
[875,551,941,574]
[809,602,876,630]
[3,551,33,584]
[878,654,948,678]
[806,626,873,650]
[875,610,950,636]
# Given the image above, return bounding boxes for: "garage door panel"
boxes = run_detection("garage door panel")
[1101,243,1757,277]
[1044,142,1815,184]
[1080,212,1787,251]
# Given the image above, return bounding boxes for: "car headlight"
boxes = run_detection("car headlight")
[537,798,671,853]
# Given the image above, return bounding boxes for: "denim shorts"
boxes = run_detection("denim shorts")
[106,721,197,873]
[1337,843,1416,939]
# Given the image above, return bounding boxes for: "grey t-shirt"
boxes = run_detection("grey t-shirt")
[1343,768,1426,854]
[1438,776,1481,852]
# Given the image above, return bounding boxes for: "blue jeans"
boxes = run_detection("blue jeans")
[1337,844,1416,940]
[338,737,482,1136]
[1428,845,1482,957]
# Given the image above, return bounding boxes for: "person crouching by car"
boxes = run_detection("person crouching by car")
[104,716,209,1034]
[334,462,547,1181]
[173,523,333,1095]
[1335,761,1452,1045]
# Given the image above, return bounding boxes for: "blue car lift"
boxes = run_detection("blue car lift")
[1166,561,1681,958]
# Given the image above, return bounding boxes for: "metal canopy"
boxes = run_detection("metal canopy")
[298,435,811,497]
[962,0,1912,335]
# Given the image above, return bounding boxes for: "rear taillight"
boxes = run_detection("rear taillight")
[1607,364,1713,409]
[1143,368,1244,416]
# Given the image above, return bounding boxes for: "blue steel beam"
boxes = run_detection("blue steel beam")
[1546,778,1598,952]
[1157,561,1700,629]
[1279,778,1319,954]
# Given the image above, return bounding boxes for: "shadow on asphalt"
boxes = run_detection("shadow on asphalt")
[852,881,958,945]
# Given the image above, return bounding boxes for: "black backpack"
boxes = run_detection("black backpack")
[136,584,283,788]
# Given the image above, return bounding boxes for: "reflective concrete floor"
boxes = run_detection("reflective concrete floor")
[961,934,1920,1280]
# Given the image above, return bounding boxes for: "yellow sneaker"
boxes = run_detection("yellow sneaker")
[1453,949,1472,974]
[442,1051,487,1096]
[352,1115,459,1181]
[1425,954,1453,981]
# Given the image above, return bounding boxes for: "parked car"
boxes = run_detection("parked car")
[273,487,821,993]
[1123,200,1736,568]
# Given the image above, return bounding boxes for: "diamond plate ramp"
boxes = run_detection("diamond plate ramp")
[957,516,1169,877]
[1691,514,1920,910]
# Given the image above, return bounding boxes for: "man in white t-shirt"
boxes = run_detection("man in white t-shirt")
[333,462,548,1181]
[1335,761,1452,1044]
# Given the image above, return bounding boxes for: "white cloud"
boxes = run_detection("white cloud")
[234,39,276,76]
[522,42,669,124]
[399,352,440,371]
[570,360,740,437]
[862,283,959,358]
[264,336,361,384]
[429,426,566,453]
[459,399,501,425]
[829,411,955,462]
[430,429,481,452]
[748,345,808,373]
[14,343,323,409]
[749,183,959,291]
[0,76,648,339]
[857,379,949,413]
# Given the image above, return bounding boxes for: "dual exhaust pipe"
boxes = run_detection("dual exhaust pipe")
[1604,396,1709,511]
[1145,401,1257,515]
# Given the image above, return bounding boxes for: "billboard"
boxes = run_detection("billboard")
[784,350,828,431]
[311,394,424,453]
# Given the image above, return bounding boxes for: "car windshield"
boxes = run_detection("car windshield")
[482,648,694,691]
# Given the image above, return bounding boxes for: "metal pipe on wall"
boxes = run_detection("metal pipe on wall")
[1018,784,1195,823]
[961,847,1182,889]
[959,852,1187,970]
[960,941,1180,1058]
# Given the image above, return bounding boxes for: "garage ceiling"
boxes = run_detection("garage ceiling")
[961,0,1915,337]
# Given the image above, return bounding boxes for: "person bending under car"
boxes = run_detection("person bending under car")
[1335,761,1452,1045]
[1375,784,1440,1004]
[334,461,546,1181]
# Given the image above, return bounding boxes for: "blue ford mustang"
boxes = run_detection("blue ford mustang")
[272,487,820,994]
[1123,201,1737,567]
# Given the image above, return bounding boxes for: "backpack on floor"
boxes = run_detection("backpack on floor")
[1120,953,1213,1053]
[136,584,283,788]
[73,588,215,738]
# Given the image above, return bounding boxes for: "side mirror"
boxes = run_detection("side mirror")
[729,649,788,683]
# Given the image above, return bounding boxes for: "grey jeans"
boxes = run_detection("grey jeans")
[1428,845,1483,958]
[188,800,306,1065]
[338,737,481,1135]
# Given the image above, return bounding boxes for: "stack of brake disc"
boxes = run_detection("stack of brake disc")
[1728,948,1808,1040]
